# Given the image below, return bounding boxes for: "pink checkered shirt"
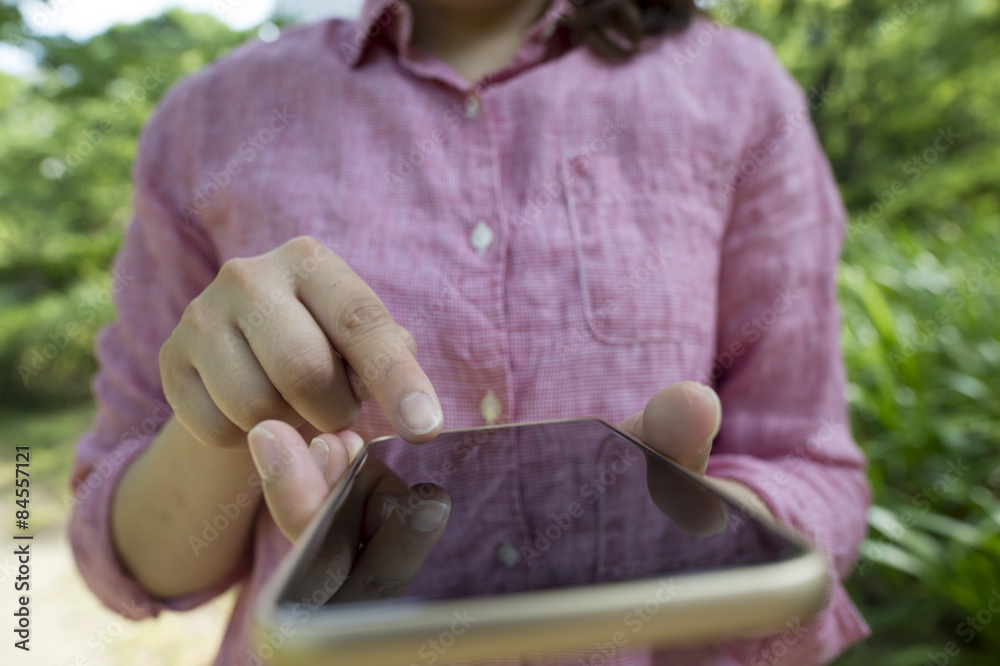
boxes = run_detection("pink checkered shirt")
[69,0,871,663]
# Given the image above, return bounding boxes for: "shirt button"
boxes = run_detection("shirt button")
[470,220,494,254]
[464,93,480,118]
[496,539,521,567]
[480,390,502,424]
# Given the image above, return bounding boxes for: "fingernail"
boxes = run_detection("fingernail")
[338,430,365,463]
[248,425,280,482]
[399,392,442,435]
[410,500,450,533]
[308,437,329,473]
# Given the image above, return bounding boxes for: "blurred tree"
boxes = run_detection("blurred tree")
[0,9,253,406]
[728,1,1000,663]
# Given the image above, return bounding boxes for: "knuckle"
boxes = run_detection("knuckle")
[158,341,188,407]
[280,346,337,397]
[179,295,214,332]
[157,337,176,374]
[282,235,331,268]
[217,257,259,291]
[233,390,288,429]
[335,297,394,341]
[200,418,239,450]
[284,235,322,256]
[160,368,182,412]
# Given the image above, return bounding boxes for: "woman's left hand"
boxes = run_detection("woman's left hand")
[617,381,773,536]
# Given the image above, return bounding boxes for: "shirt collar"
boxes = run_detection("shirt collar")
[341,0,575,68]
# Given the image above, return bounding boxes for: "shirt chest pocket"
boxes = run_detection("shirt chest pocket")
[563,153,722,344]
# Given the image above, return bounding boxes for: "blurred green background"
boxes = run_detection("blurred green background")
[1,0,998,664]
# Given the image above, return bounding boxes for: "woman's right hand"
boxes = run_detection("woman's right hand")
[158,235,444,450]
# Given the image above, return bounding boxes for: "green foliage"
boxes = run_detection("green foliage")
[728,0,1000,660]
[0,403,97,531]
[0,1,997,661]
[0,9,255,407]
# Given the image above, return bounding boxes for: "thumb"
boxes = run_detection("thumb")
[247,420,364,542]
[619,382,727,536]
[619,381,722,477]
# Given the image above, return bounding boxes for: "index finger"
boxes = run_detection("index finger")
[297,249,443,442]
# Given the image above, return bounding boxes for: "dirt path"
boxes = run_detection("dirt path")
[4,523,236,665]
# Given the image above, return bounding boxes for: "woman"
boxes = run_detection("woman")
[69,0,871,663]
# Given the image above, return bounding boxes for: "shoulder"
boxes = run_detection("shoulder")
[644,17,805,98]
[657,18,784,77]
[637,17,820,146]
[200,18,355,80]
[148,18,356,127]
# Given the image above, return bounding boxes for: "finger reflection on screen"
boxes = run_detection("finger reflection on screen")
[284,420,797,608]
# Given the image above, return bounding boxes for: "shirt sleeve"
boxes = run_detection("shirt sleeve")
[66,72,242,620]
[701,42,872,663]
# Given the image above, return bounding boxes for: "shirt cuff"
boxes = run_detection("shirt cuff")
[704,453,872,661]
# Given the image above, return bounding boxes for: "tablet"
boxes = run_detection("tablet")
[252,418,828,665]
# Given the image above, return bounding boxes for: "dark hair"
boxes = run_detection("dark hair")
[561,0,701,60]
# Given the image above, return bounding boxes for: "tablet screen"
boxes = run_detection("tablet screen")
[277,419,801,607]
